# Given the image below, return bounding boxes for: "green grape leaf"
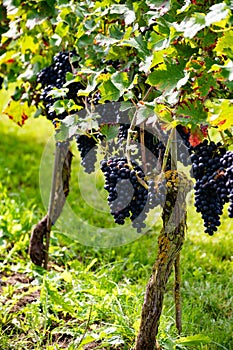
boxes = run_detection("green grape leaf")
[100,124,119,141]
[173,3,229,39]
[173,13,206,39]
[177,99,208,124]
[111,71,130,94]
[51,99,69,115]
[121,35,150,59]
[211,60,233,81]
[146,60,186,95]
[48,88,69,99]
[135,105,155,125]
[205,3,229,26]
[192,73,217,97]
[99,80,120,102]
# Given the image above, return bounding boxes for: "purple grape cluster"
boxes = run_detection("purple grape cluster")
[37,50,83,120]
[76,134,98,174]
[191,140,228,235]
[100,157,167,233]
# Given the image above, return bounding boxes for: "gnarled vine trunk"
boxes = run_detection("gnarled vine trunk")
[135,171,192,350]
[29,142,72,268]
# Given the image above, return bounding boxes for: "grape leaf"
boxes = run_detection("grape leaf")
[135,105,154,125]
[3,99,36,126]
[176,99,208,124]
[205,3,229,26]
[207,99,233,131]
[146,60,186,94]
[215,29,233,58]
[173,3,229,39]
[100,124,119,141]
[99,80,120,102]
[111,72,130,94]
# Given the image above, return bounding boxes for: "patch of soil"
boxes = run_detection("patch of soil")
[0,271,33,286]
[0,272,40,312]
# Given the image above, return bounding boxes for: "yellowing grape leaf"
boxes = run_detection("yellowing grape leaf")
[207,99,233,131]
[3,99,36,126]
[0,84,18,113]
[214,30,233,56]
[20,35,40,54]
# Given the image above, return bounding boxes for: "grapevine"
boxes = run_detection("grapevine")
[1,0,233,349]
[34,51,233,235]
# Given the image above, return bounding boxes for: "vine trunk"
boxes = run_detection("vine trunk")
[135,171,191,350]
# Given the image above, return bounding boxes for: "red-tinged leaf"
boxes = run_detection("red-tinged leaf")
[6,58,15,64]
[3,99,36,127]
[189,127,205,147]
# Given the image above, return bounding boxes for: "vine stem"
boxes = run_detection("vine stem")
[134,171,189,350]
[161,127,176,172]
[169,126,183,334]
[125,105,138,167]
[219,131,227,146]
[125,106,149,190]
[139,122,147,174]
[171,128,177,171]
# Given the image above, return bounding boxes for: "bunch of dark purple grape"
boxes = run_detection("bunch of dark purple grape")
[76,132,104,174]
[100,157,166,233]
[191,140,229,235]
[37,50,84,120]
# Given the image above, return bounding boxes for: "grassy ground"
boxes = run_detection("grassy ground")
[0,115,232,350]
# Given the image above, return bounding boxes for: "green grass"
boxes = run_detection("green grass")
[0,115,232,350]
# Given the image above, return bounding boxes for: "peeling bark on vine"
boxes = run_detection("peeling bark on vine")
[29,142,72,267]
[135,171,192,350]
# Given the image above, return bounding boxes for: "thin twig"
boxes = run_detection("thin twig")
[161,128,175,173]
[142,86,153,102]
[139,122,147,174]
[126,107,138,167]
[219,131,227,146]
